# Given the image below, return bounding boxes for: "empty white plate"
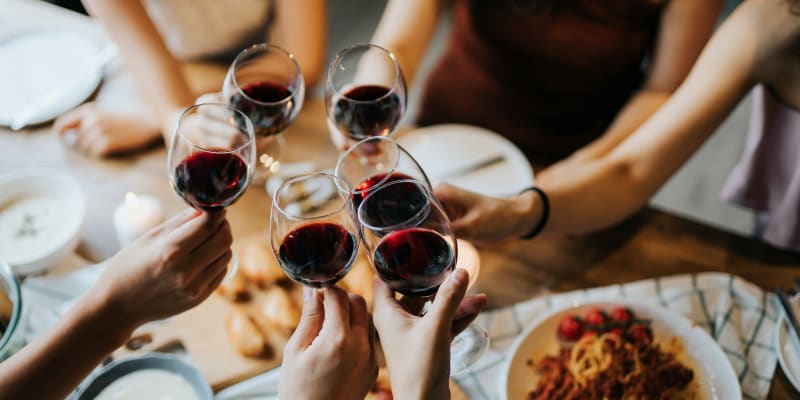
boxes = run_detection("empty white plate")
[397,124,534,198]
[0,30,102,128]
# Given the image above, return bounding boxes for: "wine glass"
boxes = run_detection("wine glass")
[167,103,255,279]
[357,179,490,375]
[223,43,305,184]
[325,44,407,151]
[335,136,431,209]
[270,173,359,287]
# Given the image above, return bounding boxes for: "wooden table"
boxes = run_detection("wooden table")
[3,1,800,398]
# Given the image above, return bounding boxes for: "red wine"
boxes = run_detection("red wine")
[173,151,248,211]
[230,81,294,137]
[278,222,357,287]
[373,228,455,296]
[352,172,415,207]
[358,176,429,229]
[332,85,402,139]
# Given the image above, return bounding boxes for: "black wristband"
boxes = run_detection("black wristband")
[519,186,549,240]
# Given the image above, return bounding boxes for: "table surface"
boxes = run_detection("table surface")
[4,1,800,398]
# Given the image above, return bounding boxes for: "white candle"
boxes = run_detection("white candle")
[113,192,165,247]
[456,239,481,290]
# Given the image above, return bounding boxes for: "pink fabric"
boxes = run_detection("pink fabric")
[722,85,800,250]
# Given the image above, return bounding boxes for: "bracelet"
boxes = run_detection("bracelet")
[519,186,549,240]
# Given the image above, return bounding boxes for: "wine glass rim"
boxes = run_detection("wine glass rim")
[231,43,301,106]
[335,136,401,195]
[327,43,402,104]
[272,172,354,221]
[175,103,255,154]
[357,178,435,232]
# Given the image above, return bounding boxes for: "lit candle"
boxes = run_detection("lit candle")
[113,192,165,247]
[456,239,481,290]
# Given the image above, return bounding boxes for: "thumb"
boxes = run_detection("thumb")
[429,268,469,328]
[287,288,324,351]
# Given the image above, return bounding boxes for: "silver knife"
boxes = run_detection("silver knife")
[437,154,506,181]
[11,44,118,131]
[776,288,800,355]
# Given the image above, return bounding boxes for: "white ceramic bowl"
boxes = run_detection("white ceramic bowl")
[0,168,85,275]
[0,259,24,360]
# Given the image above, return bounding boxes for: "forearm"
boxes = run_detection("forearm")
[271,0,327,88]
[0,290,135,399]
[83,0,193,130]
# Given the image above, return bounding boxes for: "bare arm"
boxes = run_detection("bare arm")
[0,291,137,399]
[83,0,194,137]
[371,0,443,86]
[437,2,773,241]
[561,0,724,162]
[270,0,327,88]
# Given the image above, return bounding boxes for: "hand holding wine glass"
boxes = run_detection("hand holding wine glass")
[325,44,407,151]
[167,103,255,279]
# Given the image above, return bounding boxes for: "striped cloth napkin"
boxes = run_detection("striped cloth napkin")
[458,273,778,400]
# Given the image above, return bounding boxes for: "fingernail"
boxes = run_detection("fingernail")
[303,287,314,302]
[451,268,468,286]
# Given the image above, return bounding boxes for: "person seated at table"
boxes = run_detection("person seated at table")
[0,208,233,398]
[278,268,487,399]
[435,0,800,251]
[54,0,326,157]
[370,0,723,165]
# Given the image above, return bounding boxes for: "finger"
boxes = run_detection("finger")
[194,264,227,304]
[152,208,200,235]
[53,106,90,133]
[429,268,469,324]
[186,219,233,268]
[287,288,324,351]
[190,249,232,293]
[451,294,488,336]
[321,286,351,334]
[165,210,227,251]
[88,134,111,157]
[348,294,369,339]
[74,127,97,155]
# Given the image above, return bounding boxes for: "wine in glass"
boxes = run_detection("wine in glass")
[223,43,305,183]
[270,173,359,287]
[335,136,430,209]
[358,179,489,375]
[325,44,407,151]
[167,103,255,278]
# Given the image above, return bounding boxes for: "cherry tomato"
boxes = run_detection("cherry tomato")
[557,315,585,342]
[610,307,634,324]
[581,330,598,340]
[608,327,623,337]
[628,324,653,344]
[584,308,609,328]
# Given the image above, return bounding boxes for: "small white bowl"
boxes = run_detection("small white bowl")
[0,168,85,275]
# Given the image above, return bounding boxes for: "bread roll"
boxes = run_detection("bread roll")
[241,239,286,287]
[260,287,301,332]
[226,309,272,358]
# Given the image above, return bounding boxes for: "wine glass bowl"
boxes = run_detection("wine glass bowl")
[270,173,359,288]
[325,44,407,149]
[224,43,304,138]
[358,179,456,297]
[167,103,255,211]
[335,136,431,209]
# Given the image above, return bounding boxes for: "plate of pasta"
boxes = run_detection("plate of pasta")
[501,302,740,400]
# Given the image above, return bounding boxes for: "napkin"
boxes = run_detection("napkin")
[460,272,777,400]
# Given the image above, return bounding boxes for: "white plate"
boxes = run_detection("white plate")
[0,30,102,127]
[501,301,741,400]
[397,124,534,198]
[775,295,800,394]
[0,168,86,275]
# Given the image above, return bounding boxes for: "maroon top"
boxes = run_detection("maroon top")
[418,0,668,163]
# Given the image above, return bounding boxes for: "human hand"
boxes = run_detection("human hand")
[90,208,232,331]
[279,286,377,400]
[53,102,163,157]
[434,183,540,242]
[372,268,487,400]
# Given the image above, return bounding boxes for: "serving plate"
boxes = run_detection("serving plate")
[501,301,741,400]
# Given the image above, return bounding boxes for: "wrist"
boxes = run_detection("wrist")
[511,190,543,238]
[80,285,140,345]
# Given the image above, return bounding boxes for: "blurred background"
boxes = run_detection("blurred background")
[42,0,754,236]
